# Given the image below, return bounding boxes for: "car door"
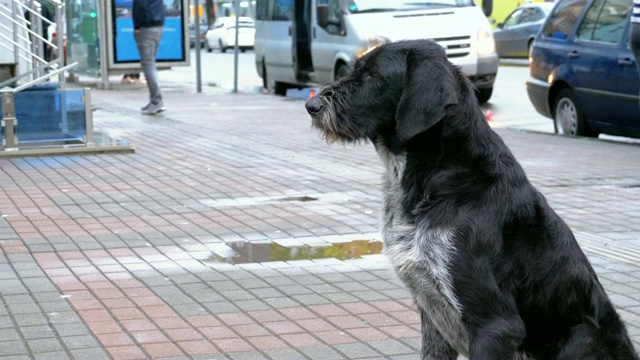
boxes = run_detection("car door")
[510,7,543,56]
[616,16,640,136]
[494,7,524,57]
[311,0,346,83]
[570,0,626,131]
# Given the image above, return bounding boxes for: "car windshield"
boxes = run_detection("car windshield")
[346,0,474,13]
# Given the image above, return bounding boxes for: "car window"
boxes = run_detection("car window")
[504,8,524,27]
[577,0,631,43]
[542,0,588,39]
[517,8,538,24]
[576,0,606,40]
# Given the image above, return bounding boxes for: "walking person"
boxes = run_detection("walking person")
[133,0,165,115]
[631,0,640,106]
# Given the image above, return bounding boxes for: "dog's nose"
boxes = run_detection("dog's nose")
[305,97,324,115]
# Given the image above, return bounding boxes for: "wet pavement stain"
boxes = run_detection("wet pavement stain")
[206,240,383,264]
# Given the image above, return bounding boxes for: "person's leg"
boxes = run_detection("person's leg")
[135,26,164,106]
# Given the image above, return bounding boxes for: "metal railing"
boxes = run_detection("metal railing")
[0,0,77,89]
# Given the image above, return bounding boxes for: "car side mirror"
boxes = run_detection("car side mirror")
[482,0,493,17]
[317,4,343,31]
[497,22,504,29]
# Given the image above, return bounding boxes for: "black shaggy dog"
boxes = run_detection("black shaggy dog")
[305,40,638,359]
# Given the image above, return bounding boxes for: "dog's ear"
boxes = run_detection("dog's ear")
[395,49,459,143]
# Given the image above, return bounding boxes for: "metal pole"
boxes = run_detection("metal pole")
[1,90,18,149]
[56,3,64,85]
[194,0,202,93]
[233,0,239,93]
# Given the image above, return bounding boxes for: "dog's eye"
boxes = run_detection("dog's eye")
[365,70,379,80]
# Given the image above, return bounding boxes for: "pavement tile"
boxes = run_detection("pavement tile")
[231,324,270,338]
[215,337,256,353]
[299,345,346,360]
[334,343,383,359]
[245,335,289,350]
[314,330,358,345]
[105,345,148,360]
[178,339,219,356]
[142,342,185,358]
[200,326,237,340]
[26,338,65,354]
[366,339,414,356]
[96,332,135,347]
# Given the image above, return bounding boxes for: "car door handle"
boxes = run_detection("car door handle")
[618,58,634,66]
[567,51,579,59]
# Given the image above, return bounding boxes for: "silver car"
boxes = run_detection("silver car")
[493,2,556,58]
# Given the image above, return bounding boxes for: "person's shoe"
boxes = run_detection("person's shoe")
[141,101,166,115]
[141,103,151,111]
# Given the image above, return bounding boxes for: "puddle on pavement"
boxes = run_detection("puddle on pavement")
[205,240,383,264]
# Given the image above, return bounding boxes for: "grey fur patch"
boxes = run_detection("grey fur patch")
[376,141,469,357]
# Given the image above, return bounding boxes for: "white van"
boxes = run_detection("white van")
[254,0,499,103]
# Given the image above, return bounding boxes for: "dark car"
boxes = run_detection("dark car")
[526,0,640,138]
[189,22,208,48]
[494,2,556,58]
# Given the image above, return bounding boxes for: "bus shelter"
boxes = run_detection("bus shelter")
[65,0,190,88]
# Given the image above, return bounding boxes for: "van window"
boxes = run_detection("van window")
[256,0,270,20]
[273,0,294,20]
[542,0,588,39]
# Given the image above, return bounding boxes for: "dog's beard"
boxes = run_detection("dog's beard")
[311,94,364,144]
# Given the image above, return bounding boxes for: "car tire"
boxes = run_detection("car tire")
[206,41,212,53]
[335,63,350,80]
[475,87,493,104]
[262,63,287,96]
[219,40,226,53]
[553,88,597,137]
[241,48,246,53]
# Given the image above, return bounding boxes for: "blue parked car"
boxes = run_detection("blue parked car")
[526,0,640,138]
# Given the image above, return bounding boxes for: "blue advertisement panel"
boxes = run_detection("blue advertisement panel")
[112,0,185,63]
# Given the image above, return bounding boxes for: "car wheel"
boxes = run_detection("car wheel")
[219,40,226,53]
[335,63,350,80]
[553,88,597,137]
[263,63,287,96]
[206,41,212,53]
[241,48,246,53]
[475,87,493,104]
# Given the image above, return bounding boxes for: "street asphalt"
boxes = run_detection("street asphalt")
[1,74,640,359]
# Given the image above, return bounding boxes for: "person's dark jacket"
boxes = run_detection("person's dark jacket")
[132,0,165,30]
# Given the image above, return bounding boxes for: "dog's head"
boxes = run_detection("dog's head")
[305,39,460,144]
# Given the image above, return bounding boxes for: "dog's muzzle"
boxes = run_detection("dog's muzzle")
[305,97,324,116]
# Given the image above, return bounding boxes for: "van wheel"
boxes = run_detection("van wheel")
[263,64,287,96]
[475,87,493,104]
[335,64,351,80]
[206,41,213,53]
[220,40,226,53]
[553,89,597,137]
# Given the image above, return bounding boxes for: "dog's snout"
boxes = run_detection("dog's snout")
[305,97,324,115]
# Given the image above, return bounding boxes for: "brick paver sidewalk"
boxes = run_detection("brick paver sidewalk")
[1,82,640,359]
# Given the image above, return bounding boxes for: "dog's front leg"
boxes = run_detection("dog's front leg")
[420,309,458,360]
[466,301,526,359]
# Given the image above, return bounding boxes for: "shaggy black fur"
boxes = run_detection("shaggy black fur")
[305,39,638,359]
